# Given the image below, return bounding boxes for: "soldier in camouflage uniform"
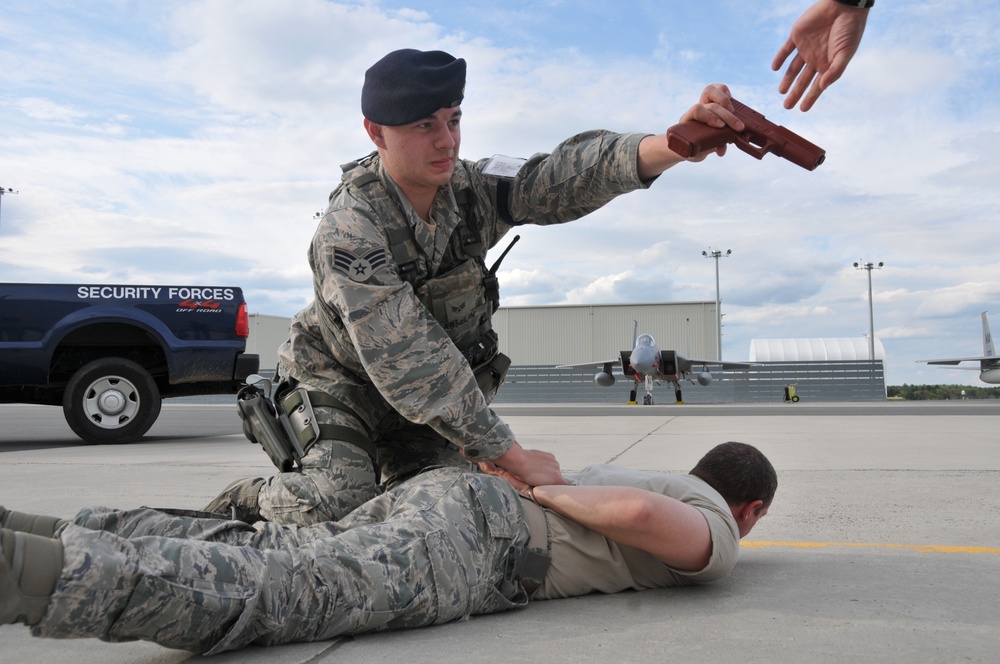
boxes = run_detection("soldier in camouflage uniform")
[0,442,776,655]
[205,48,748,526]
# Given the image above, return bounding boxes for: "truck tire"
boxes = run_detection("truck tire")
[62,358,162,444]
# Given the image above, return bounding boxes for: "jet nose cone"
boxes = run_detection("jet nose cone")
[631,347,656,374]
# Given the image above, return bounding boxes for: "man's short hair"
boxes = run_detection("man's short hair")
[690,442,777,507]
[362,48,466,126]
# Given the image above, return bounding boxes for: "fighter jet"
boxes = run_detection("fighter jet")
[558,322,752,404]
[919,311,1000,384]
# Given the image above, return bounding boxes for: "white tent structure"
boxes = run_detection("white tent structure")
[749,337,885,362]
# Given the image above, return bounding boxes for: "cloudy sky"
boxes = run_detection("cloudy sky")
[2,0,998,387]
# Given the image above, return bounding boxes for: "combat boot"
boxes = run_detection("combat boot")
[1,528,62,625]
[0,506,68,537]
[203,477,266,524]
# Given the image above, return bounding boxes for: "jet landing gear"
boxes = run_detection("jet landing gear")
[630,390,656,405]
[629,377,660,405]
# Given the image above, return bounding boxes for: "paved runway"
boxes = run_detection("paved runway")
[2,400,998,663]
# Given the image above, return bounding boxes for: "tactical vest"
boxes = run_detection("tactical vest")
[339,155,510,393]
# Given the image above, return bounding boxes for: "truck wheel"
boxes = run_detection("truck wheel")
[62,358,162,444]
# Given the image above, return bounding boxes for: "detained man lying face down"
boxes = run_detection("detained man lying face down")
[1,441,775,655]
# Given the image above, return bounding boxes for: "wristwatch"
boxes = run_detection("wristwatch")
[834,0,875,8]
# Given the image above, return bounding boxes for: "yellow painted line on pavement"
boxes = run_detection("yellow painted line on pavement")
[742,541,1000,555]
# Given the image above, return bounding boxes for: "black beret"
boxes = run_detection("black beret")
[362,49,466,126]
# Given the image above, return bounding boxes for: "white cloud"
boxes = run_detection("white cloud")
[849,48,962,98]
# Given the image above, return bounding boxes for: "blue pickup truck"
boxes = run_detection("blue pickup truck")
[0,283,259,444]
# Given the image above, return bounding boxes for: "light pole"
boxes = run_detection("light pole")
[853,260,883,361]
[0,186,18,234]
[702,248,731,359]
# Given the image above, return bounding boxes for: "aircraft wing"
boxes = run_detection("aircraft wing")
[556,358,621,369]
[920,356,996,365]
[678,356,753,371]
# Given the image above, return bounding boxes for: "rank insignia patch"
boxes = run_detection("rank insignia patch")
[333,247,388,282]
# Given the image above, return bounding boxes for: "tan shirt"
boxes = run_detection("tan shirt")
[530,465,740,600]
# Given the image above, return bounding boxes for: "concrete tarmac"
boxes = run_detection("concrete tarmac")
[1,400,998,663]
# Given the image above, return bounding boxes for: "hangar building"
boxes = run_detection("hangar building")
[247,303,886,403]
[247,302,721,373]
[749,337,886,362]
[493,302,719,365]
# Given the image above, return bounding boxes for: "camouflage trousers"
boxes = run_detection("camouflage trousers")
[33,468,531,655]
[257,409,474,526]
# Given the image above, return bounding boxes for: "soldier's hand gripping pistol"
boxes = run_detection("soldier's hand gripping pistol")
[236,374,319,472]
[667,98,826,171]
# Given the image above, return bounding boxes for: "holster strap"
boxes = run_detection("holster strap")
[316,423,378,465]
[282,389,377,463]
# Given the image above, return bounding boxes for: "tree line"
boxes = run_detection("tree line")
[887,384,1000,400]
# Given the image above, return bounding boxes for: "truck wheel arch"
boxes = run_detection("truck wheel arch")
[50,320,170,383]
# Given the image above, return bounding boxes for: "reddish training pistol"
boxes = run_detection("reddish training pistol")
[667,98,826,171]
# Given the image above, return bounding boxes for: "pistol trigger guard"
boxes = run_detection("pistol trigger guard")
[733,135,769,161]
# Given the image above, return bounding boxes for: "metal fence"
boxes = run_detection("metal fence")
[492,360,886,404]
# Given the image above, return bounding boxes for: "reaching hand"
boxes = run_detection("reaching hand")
[772,0,870,111]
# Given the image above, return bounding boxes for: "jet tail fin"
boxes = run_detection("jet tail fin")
[983,311,994,357]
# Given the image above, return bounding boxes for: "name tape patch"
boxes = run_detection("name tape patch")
[482,154,527,178]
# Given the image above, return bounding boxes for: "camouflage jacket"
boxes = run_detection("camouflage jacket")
[279,130,650,460]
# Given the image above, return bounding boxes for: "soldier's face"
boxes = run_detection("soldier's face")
[368,106,462,195]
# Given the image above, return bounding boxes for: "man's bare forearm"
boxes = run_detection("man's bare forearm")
[636,133,687,181]
[531,484,712,571]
